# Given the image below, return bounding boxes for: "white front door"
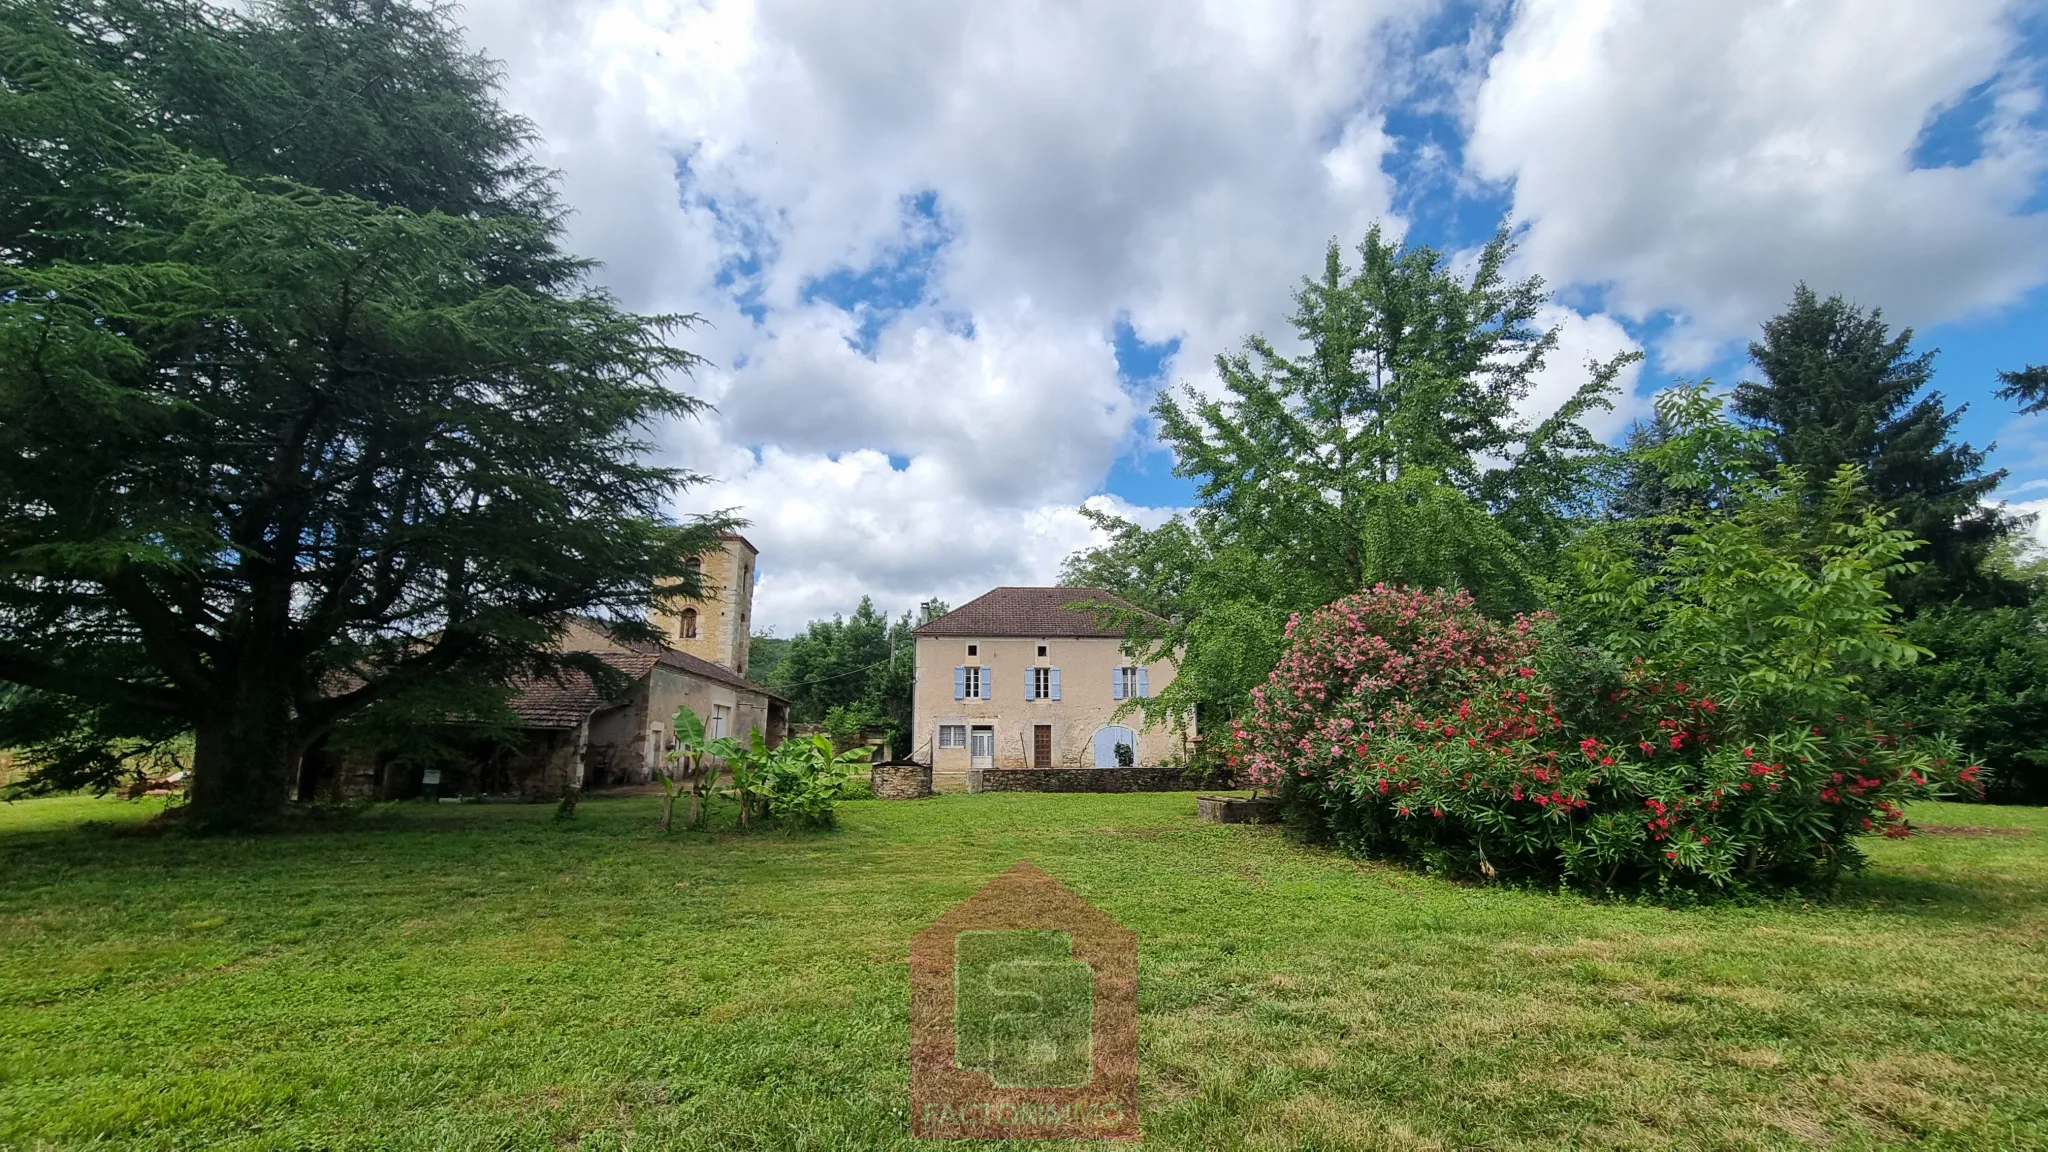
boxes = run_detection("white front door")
[970,726,995,771]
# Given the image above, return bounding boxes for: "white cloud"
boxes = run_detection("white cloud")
[457,0,1429,632]
[447,0,2047,634]
[1469,0,2048,369]
[2003,498,2048,550]
[1520,305,1647,439]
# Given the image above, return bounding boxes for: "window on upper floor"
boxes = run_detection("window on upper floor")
[1114,666,1149,699]
[1030,667,1055,700]
[679,608,699,639]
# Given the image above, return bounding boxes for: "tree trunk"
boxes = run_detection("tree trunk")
[187,676,298,832]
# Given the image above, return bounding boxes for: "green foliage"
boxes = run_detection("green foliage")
[746,633,792,683]
[716,727,773,830]
[821,702,885,749]
[1733,284,2017,609]
[659,706,738,832]
[1996,364,2048,415]
[762,596,922,753]
[1872,591,2048,805]
[757,734,867,829]
[1070,225,1632,730]
[1239,392,1975,896]
[0,0,726,827]
[1563,388,1930,721]
[1056,507,1204,620]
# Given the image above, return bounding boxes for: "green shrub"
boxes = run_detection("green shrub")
[1877,602,2048,804]
[1233,389,1980,895]
[759,735,869,829]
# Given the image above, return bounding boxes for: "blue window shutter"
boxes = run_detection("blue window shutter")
[954,666,965,700]
[981,665,993,700]
[1025,668,1035,700]
[1138,667,1150,698]
[1050,667,1061,700]
[1112,668,1124,700]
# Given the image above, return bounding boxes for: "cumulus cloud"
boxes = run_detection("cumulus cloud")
[1469,0,2048,368]
[447,0,2046,633]
[457,0,1433,631]
[1521,305,1647,439]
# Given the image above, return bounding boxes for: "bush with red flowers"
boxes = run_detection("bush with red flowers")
[1233,579,1978,894]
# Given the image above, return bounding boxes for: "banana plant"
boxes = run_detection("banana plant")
[718,727,772,831]
[660,707,738,831]
[758,734,872,829]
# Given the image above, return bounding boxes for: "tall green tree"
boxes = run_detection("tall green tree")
[1733,285,2014,609]
[1155,226,1632,615]
[1077,226,1633,728]
[762,597,929,753]
[0,0,724,828]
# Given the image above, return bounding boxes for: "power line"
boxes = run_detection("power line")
[767,639,906,692]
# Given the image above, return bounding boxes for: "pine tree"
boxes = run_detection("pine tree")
[0,0,725,827]
[1733,285,2014,609]
[1996,364,2048,416]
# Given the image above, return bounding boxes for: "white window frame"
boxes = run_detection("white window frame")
[711,705,729,740]
[1117,666,1141,699]
[937,724,967,749]
[962,665,982,698]
[1030,667,1052,700]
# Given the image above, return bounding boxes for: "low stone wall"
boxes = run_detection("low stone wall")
[1196,794,1282,823]
[972,766,1191,793]
[871,762,934,800]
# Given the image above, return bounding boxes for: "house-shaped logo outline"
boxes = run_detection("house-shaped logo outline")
[909,860,1139,1140]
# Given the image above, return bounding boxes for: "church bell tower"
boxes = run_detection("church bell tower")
[652,533,757,674]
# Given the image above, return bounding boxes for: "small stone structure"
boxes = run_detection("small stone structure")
[871,760,934,799]
[1196,794,1282,823]
[971,766,1189,793]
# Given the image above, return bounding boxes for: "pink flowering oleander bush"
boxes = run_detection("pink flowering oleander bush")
[1231,585,1979,894]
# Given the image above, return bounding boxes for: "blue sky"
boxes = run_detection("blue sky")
[465,0,2048,631]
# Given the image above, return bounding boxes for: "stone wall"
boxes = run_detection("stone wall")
[971,766,1191,793]
[871,762,933,799]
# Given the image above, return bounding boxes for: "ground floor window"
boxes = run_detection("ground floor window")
[938,724,967,749]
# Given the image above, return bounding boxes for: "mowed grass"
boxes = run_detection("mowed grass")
[1,793,2045,1151]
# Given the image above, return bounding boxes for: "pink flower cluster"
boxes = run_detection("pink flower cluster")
[1229,585,1981,890]
[1230,585,1540,791]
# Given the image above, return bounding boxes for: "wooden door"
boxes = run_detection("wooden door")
[1034,724,1054,767]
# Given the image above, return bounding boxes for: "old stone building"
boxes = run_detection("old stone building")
[312,534,784,801]
[912,587,1188,793]
[651,532,758,677]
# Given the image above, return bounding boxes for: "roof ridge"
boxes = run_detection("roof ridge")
[912,585,1159,638]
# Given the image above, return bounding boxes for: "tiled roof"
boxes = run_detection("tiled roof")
[507,651,657,728]
[508,623,788,728]
[572,617,788,701]
[653,646,787,701]
[912,587,1159,638]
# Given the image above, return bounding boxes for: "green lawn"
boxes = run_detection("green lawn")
[1,793,2044,1150]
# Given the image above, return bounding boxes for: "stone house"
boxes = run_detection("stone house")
[560,616,789,788]
[312,534,785,800]
[912,587,1187,792]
